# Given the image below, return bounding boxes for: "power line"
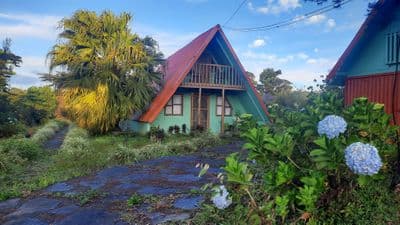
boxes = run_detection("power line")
[223,0,353,32]
[223,0,249,26]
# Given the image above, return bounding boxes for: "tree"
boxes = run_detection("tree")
[0,39,23,137]
[13,86,57,126]
[259,68,292,96]
[43,10,163,134]
[246,71,257,86]
[0,38,22,93]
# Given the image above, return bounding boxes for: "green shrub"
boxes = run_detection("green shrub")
[108,132,221,165]
[108,144,138,164]
[0,120,26,138]
[174,125,180,134]
[0,138,42,160]
[63,125,88,140]
[191,132,221,149]
[55,125,100,171]
[0,149,25,173]
[194,90,399,224]
[182,124,187,134]
[316,177,400,225]
[148,126,165,141]
[31,120,67,143]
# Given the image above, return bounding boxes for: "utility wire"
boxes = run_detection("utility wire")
[223,0,249,26]
[223,0,353,32]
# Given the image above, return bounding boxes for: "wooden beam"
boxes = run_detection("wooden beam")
[221,87,225,134]
[197,88,202,128]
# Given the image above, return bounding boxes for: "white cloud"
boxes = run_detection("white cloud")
[0,13,61,40]
[242,50,295,65]
[314,48,319,53]
[305,14,327,24]
[249,39,266,48]
[248,0,301,15]
[277,0,301,12]
[134,23,197,57]
[297,52,309,60]
[280,58,335,88]
[306,57,334,67]
[326,18,336,29]
[257,7,270,14]
[10,55,49,89]
[247,2,255,11]
[239,50,334,88]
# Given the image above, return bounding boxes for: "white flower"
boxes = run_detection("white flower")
[211,185,232,209]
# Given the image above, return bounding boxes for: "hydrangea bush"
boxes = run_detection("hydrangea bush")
[193,92,399,225]
[344,142,382,175]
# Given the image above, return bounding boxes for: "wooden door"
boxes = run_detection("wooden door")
[191,94,209,130]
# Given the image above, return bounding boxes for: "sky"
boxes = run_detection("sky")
[0,0,372,89]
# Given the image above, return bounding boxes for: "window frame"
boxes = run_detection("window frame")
[216,96,232,116]
[165,94,183,116]
[386,31,400,65]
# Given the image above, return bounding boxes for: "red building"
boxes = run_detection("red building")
[327,0,400,124]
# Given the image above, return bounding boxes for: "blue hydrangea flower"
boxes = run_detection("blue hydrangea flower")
[317,115,347,139]
[211,185,232,209]
[344,142,382,175]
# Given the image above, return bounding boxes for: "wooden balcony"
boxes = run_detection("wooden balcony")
[180,63,245,90]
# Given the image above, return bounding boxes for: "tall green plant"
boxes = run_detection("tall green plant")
[44,10,163,134]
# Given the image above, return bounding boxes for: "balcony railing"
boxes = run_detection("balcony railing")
[181,63,245,90]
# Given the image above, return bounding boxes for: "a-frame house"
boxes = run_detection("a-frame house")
[129,24,269,134]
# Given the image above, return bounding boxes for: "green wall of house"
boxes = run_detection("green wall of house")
[151,93,192,131]
[346,10,400,78]
[129,90,257,134]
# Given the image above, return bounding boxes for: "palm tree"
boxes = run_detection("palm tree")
[44,10,163,134]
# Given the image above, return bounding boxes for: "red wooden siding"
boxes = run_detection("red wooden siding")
[345,72,400,124]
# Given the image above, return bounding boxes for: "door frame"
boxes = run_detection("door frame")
[190,93,210,130]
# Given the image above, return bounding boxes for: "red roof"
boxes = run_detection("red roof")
[326,0,390,83]
[139,24,269,122]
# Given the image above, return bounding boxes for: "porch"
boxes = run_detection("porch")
[180,63,245,90]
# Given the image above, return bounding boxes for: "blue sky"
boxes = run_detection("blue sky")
[1,0,371,89]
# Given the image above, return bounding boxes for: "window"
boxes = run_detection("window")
[216,96,232,116]
[386,32,400,64]
[165,95,183,115]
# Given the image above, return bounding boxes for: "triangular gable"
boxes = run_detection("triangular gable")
[327,0,397,85]
[139,24,269,122]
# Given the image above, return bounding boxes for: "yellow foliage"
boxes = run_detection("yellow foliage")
[62,84,118,134]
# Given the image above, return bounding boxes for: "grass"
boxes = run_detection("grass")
[31,119,69,143]
[127,193,144,207]
[71,190,107,206]
[0,127,223,201]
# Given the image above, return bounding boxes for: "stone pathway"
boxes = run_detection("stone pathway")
[0,141,243,225]
[42,126,69,150]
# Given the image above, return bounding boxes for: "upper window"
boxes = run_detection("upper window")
[386,32,399,64]
[216,96,232,116]
[165,95,183,115]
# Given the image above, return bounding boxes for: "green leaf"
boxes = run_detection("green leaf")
[310,149,326,156]
[313,137,327,149]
